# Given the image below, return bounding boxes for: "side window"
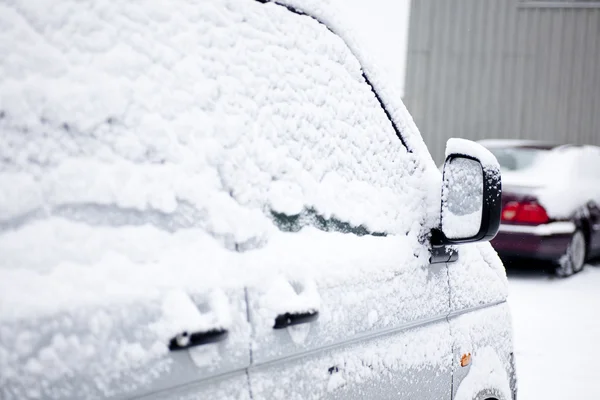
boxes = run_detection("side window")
[0,0,431,247]
[201,2,429,241]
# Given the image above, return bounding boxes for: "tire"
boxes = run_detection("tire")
[555,229,587,277]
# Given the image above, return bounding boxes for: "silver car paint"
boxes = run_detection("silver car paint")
[0,0,514,399]
[246,260,453,399]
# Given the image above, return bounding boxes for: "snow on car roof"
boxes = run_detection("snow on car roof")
[485,139,600,220]
[476,139,562,150]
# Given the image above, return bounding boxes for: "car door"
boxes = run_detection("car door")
[210,1,453,399]
[0,288,251,400]
[0,0,261,398]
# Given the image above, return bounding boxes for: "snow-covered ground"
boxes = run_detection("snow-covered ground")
[509,262,600,399]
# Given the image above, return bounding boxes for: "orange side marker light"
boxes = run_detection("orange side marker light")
[460,353,472,367]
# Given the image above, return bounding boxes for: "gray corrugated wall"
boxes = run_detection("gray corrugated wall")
[403,0,600,163]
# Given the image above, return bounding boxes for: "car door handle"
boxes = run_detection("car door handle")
[273,310,319,329]
[168,328,228,351]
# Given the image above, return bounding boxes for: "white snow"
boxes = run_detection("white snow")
[509,263,600,400]
[484,142,600,220]
[258,277,321,317]
[448,243,509,311]
[454,347,512,400]
[526,146,600,219]
[0,0,512,398]
[151,289,233,341]
[445,138,501,171]
[0,0,442,395]
[477,139,550,148]
[250,320,453,399]
[0,0,439,318]
[277,0,441,178]
[441,157,484,239]
[443,209,482,240]
[0,0,440,234]
[498,221,576,236]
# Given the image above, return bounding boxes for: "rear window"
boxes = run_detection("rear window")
[488,147,550,171]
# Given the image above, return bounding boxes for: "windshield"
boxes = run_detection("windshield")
[488,147,550,171]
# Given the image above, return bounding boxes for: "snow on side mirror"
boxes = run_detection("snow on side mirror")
[434,138,502,245]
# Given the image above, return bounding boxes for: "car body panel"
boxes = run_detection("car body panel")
[447,243,509,312]
[135,372,251,400]
[447,242,513,399]
[0,0,514,399]
[0,288,252,400]
[247,261,451,366]
[236,2,453,398]
[493,230,571,260]
[249,321,452,400]
[450,302,515,400]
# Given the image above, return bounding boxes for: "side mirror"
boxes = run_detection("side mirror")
[434,138,502,245]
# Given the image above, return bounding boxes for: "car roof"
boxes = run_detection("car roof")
[477,139,573,151]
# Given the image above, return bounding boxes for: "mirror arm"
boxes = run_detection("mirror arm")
[430,228,446,247]
[430,229,459,263]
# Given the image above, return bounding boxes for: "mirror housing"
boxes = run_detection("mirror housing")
[433,138,502,245]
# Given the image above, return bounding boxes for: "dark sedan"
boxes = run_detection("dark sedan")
[480,140,600,277]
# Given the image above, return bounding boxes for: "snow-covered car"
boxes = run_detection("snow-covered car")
[481,139,600,277]
[0,1,516,399]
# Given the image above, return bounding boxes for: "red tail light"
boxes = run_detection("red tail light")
[502,201,549,224]
[501,202,520,221]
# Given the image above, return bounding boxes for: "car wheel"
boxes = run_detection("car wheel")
[555,229,587,277]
